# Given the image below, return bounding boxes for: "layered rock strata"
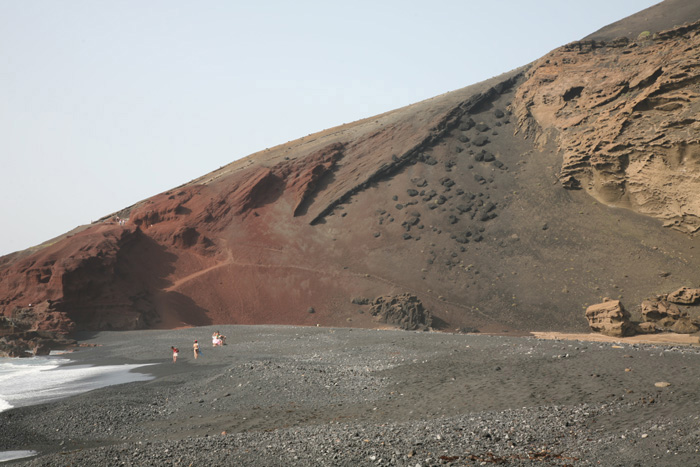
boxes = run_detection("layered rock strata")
[513,20,700,234]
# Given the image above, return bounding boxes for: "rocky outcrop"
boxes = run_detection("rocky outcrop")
[585,299,634,337]
[641,299,682,322]
[4,6,700,341]
[369,294,432,331]
[0,226,162,335]
[640,294,700,334]
[666,287,700,305]
[0,331,76,358]
[587,289,700,338]
[513,20,700,234]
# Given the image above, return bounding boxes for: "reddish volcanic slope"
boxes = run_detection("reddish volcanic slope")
[3,1,700,338]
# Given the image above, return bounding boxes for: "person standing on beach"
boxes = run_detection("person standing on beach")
[193,340,200,359]
[171,346,179,363]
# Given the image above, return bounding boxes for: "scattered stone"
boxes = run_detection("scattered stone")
[654,382,671,388]
[459,117,475,131]
[351,297,370,305]
[456,204,473,214]
[440,177,455,188]
[472,135,489,147]
[423,155,438,166]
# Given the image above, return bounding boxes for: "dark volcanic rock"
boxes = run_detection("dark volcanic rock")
[0,330,76,358]
[472,135,489,146]
[369,294,432,331]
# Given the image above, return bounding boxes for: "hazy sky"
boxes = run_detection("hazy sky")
[0,1,660,256]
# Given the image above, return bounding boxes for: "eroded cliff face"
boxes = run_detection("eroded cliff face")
[513,20,700,234]
[0,226,162,334]
[4,9,700,349]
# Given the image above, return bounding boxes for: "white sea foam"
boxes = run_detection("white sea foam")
[0,450,38,463]
[0,357,154,413]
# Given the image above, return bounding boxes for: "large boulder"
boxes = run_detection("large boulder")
[670,317,700,334]
[369,294,432,331]
[640,296,700,333]
[641,299,682,322]
[666,287,700,305]
[585,299,635,337]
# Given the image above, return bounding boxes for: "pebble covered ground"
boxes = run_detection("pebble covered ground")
[2,325,700,466]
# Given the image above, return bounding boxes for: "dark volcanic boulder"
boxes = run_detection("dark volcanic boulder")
[369,294,432,331]
[472,135,489,147]
[0,331,76,358]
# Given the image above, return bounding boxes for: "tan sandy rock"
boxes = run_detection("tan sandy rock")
[666,287,700,305]
[641,299,682,321]
[585,299,635,337]
[513,20,700,235]
[635,322,659,334]
[670,317,700,334]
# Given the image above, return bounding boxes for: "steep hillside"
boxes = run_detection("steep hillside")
[2,1,700,350]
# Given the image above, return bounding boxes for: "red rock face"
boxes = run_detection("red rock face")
[0,73,529,334]
[3,9,700,338]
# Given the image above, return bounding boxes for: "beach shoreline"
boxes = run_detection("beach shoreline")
[2,325,700,465]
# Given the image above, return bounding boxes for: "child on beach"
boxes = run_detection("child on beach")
[193,340,200,359]
[171,346,179,363]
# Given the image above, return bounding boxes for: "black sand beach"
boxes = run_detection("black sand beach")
[2,325,700,466]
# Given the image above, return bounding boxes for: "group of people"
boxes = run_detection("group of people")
[170,332,226,362]
[212,331,226,347]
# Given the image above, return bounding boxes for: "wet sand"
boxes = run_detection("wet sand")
[2,325,700,465]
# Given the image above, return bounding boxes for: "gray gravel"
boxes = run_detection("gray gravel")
[2,325,700,466]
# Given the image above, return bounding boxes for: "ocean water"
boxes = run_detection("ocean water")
[0,355,156,462]
[0,354,155,413]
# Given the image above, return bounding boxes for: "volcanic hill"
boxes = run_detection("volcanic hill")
[2,0,700,347]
